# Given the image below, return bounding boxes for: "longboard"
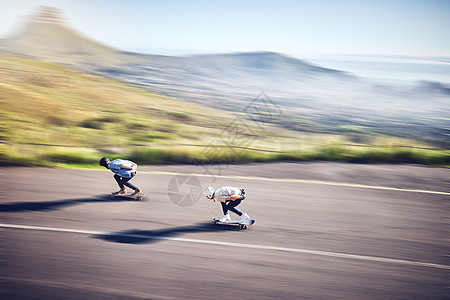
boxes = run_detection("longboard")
[110,192,145,201]
[213,218,255,229]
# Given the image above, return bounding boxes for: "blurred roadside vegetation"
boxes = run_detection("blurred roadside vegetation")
[1,53,449,168]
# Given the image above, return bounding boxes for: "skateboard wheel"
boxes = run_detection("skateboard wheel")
[240,224,247,230]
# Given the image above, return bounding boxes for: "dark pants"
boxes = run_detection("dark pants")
[221,199,243,216]
[114,173,138,191]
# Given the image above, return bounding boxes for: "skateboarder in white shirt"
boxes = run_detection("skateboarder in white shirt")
[99,157,142,196]
[203,186,250,222]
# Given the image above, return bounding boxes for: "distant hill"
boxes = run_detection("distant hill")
[1,6,449,147]
[0,6,125,67]
[0,6,352,106]
[0,7,347,75]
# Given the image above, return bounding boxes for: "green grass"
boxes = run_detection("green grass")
[2,143,448,168]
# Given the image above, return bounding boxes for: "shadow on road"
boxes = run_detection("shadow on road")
[95,222,244,244]
[0,195,137,212]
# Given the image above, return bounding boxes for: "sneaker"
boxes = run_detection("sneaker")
[218,214,231,222]
[240,213,250,222]
[113,189,126,195]
[131,188,141,196]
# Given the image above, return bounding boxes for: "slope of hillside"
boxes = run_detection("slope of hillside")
[0,6,126,67]
[0,51,256,140]
[3,52,446,167]
[0,53,295,165]
[0,7,448,166]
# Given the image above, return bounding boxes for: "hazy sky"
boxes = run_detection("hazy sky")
[0,0,449,57]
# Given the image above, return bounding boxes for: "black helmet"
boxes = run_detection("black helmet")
[99,157,109,167]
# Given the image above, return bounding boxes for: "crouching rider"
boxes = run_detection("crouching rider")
[203,186,250,222]
[99,157,142,196]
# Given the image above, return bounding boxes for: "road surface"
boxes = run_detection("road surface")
[1,162,449,299]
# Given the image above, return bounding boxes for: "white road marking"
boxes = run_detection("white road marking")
[144,171,450,196]
[1,223,449,271]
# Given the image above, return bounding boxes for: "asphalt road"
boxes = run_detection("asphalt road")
[1,162,449,299]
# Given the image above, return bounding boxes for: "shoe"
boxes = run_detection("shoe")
[240,213,250,222]
[218,214,231,222]
[131,188,141,196]
[113,189,126,195]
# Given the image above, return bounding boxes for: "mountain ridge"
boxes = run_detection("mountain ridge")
[0,6,123,65]
[0,6,347,77]
[1,6,448,147]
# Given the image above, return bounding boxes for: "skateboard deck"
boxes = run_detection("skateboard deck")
[213,218,255,229]
[110,192,145,201]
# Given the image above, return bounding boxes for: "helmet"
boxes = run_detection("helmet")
[203,187,214,198]
[99,157,109,167]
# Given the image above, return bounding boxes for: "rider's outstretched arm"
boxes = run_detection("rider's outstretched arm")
[120,163,136,170]
[225,195,245,201]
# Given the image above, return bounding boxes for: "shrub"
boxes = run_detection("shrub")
[42,150,98,164]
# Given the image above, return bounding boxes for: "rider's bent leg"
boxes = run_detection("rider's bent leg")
[114,174,125,190]
[114,174,139,191]
[227,199,243,216]
[221,202,228,215]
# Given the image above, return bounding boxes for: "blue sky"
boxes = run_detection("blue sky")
[1,0,449,57]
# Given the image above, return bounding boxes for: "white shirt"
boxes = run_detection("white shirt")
[214,186,242,202]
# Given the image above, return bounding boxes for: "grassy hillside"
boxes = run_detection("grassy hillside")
[0,52,293,166]
[0,53,448,167]
[0,53,229,144]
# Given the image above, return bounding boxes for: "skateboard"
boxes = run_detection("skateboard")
[213,218,255,229]
[110,192,145,201]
